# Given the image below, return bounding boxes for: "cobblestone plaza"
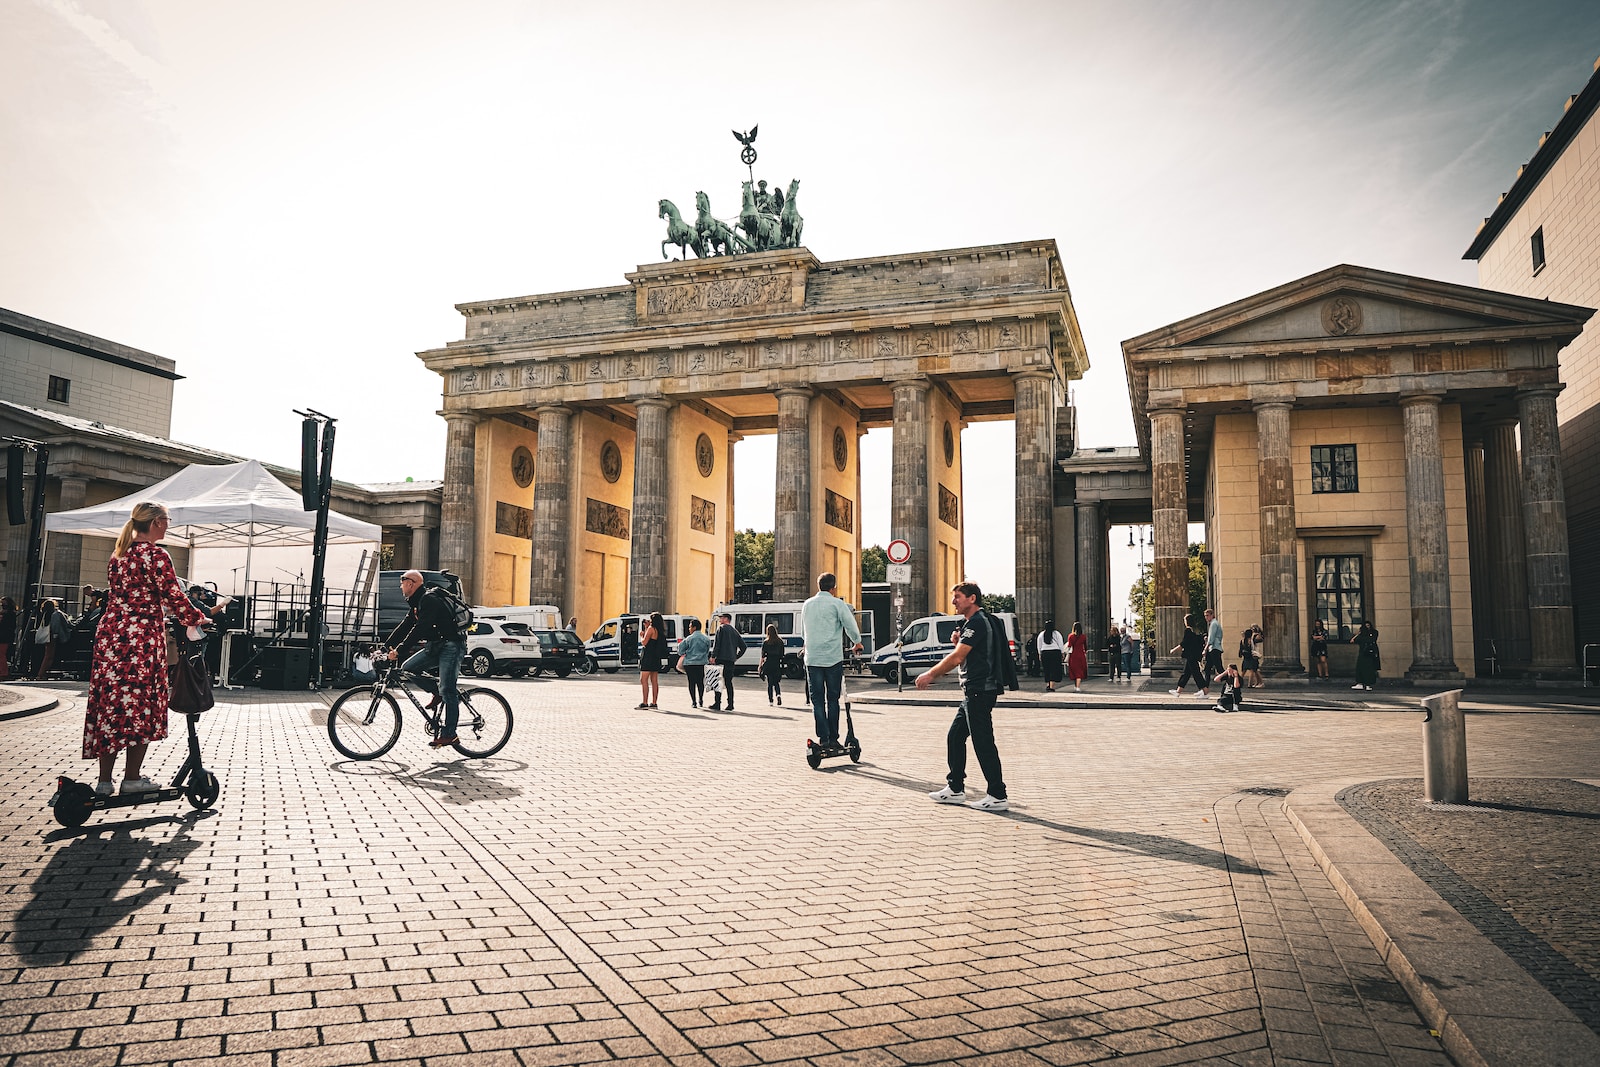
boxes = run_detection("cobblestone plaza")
[4,675,1598,1065]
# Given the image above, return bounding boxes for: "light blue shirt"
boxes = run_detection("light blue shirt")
[677,630,712,666]
[801,591,862,668]
[1207,618,1224,653]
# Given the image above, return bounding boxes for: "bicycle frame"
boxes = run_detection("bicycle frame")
[371,664,486,736]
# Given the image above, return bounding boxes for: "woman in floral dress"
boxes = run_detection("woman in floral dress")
[84,503,208,796]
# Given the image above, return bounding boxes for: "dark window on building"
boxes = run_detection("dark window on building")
[1531,227,1546,274]
[1314,555,1365,641]
[1310,444,1359,493]
[47,376,70,403]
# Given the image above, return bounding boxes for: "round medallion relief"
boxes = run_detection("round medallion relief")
[942,421,955,468]
[600,440,622,483]
[832,426,848,472]
[696,433,715,478]
[1321,297,1363,336]
[511,445,534,489]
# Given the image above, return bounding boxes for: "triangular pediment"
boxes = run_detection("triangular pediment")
[1123,264,1594,357]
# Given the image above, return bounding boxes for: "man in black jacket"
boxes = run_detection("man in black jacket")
[708,612,746,711]
[384,570,466,747]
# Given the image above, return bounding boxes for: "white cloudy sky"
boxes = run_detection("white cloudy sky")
[4,0,1598,617]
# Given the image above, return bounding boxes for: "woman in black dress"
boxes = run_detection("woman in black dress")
[1309,619,1330,681]
[759,624,786,705]
[636,612,666,709]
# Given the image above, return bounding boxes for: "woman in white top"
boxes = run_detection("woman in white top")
[1036,621,1065,692]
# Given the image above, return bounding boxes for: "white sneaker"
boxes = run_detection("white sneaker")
[120,776,160,795]
[1168,688,1182,696]
[94,780,115,796]
[967,795,1009,811]
[929,786,967,804]
[1352,684,1365,690]
[1196,690,1211,699]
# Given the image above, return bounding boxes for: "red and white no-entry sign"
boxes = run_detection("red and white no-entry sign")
[886,539,911,564]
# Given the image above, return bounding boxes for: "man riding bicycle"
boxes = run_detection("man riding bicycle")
[383,570,466,748]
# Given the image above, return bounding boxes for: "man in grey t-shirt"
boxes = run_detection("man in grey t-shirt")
[801,572,862,751]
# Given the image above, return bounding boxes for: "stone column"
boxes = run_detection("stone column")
[629,397,672,614]
[1517,386,1577,671]
[1400,392,1458,677]
[1014,371,1056,641]
[1463,434,1491,670]
[1481,419,1530,667]
[49,475,88,597]
[891,377,931,616]
[439,413,478,600]
[1075,500,1104,663]
[1254,401,1303,672]
[410,525,433,571]
[1150,406,1188,673]
[530,404,571,608]
[773,387,813,602]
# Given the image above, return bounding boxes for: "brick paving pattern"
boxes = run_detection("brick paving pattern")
[1339,777,1600,1036]
[2,675,1598,1065]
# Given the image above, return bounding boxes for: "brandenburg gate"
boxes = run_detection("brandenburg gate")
[417,240,1088,637]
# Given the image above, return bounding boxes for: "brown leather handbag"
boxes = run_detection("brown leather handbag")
[169,633,215,714]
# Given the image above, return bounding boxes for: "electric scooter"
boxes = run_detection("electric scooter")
[806,655,864,769]
[50,711,220,827]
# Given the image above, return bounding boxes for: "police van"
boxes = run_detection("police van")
[870,611,1022,684]
[714,601,875,678]
[586,613,701,673]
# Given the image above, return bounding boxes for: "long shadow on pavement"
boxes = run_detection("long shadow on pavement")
[849,766,1267,876]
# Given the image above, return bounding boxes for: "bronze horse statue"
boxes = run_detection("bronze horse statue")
[659,199,705,259]
[694,192,749,257]
[779,179,803,247]
[739,180,784,252]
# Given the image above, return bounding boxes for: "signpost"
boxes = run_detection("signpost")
[887,540,911,692]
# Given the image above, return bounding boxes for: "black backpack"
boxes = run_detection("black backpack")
[426,585,474,636]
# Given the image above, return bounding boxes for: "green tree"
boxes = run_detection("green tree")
[733,528,774,584]
[1127,542,1209,647]
[981,593,1015,614]
[861,544,888,583]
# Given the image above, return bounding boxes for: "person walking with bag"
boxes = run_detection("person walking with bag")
[709,612,746,711]
[31,599,71,680]
[676,619,712,709]
[1036,621,1064,692]
[83,503,209,795]
[919,581,1019,811]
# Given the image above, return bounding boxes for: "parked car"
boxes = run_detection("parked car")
[532,628,591,677]
[869,610,1024,684]
[465,619,543,678]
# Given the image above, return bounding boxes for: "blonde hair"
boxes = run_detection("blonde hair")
[113,502,168,558]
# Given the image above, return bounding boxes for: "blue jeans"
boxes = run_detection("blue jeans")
[807,663,846,745]
[403,639,465,736]
[1121,650,1136,676]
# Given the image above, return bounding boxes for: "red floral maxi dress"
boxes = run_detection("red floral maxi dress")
[83,541,208,759]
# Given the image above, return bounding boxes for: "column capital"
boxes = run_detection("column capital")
[1483,415,1519,429]
[533,402,572,417]
[887,374,930,393]
[1010,368,1055,384]
[1398,389,1445,408]
[775,385,814,400]
[1516,383,1565,402]
[1148,405,1186,420]
[1251,398,1294,413]
[632,395,672,412]
[441,411,480,427]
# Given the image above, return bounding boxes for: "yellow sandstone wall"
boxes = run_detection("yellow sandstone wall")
[473,417,537,608]
[1209,406,1474,676]
[666,406,729,620]
[928,390,965,609]
[571,411,634,637]
[810,395,861,609]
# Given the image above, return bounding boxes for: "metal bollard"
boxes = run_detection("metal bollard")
[1420,689,1468,804]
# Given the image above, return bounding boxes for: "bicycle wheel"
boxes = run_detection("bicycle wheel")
[452,686,513,758]
[327,686,403,760]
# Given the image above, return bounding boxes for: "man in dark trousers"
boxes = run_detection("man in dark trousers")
[384,570,467,747]
[915,581,1018,811]
[709,612,746,711]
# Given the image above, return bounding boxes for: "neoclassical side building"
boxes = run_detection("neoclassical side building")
[416,242,1089,638]
[1080,265,1592,681]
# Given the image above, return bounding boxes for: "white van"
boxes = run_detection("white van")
[714,601,874,679]
[473,604,563,631]
[870,610,1021,684]
[586,613,702,673]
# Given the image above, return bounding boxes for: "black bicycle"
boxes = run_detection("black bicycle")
[327,660,513,760]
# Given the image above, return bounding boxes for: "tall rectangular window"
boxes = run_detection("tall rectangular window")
[1310,444,1359,493]
[1314,555,1364,641]
[47,375,70,403]
[1531,226,1546,274]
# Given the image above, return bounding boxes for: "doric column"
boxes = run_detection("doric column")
[1482,419,1530,667]
[629,397,672,614]
[1150,406,1188,673]
[1463,434,1491,669]
[49,475,88,596]
[1014,371,1056,641]
[1400,392,1458,676]
[409,525,433,571]
[1517,386,1577,671]
[1254,401,1302,672]
[530,404,572,608]
[891,377,931,616]
[439,413,478,600]
[1075,500,1104,663]
[773,387,813,601]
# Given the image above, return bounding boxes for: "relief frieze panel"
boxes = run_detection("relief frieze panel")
[643,273,794,319]
[690,495,716,534]
[824,489,853,533]
[586,498,630,540]
[938,484,959,529]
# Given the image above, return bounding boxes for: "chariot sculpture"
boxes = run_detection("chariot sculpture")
[656,126,804,259]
